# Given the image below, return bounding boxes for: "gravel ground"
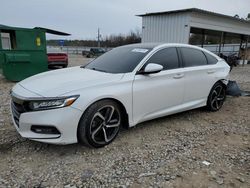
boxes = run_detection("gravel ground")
[0,56,249,188]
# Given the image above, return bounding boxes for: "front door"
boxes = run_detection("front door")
[132,47,184,124]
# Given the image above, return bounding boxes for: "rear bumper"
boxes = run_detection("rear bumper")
[48,61,68,67]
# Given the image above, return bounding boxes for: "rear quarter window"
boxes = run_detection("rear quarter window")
[204,52,218,65]
[180,47,207,67]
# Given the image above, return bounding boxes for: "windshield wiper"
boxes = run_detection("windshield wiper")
[89,67,107,73]
[81,66,107,73]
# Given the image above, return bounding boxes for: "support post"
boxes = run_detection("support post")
[97,28,101,48]
[218,32,224,55]
[238,35,243,58]
[201,29,205,48]
[243,35,249,67]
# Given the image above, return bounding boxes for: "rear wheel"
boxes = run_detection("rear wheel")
[78,100,121,148]
[206,82,226,111]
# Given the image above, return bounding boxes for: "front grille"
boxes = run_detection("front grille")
[11,100,27,127]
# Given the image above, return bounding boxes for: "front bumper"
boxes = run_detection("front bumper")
[11,105,83,144]
[10,84,83,144]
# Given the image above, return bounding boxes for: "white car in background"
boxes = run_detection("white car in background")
[10,43,230,148]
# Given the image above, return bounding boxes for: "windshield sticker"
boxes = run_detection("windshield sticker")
[132,48,149,53]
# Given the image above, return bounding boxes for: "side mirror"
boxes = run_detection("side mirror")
[137,63,163,75]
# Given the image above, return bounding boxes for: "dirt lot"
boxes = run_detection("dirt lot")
[0,56,249,188]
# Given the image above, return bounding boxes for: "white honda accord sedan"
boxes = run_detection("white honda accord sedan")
[10,43,230,147]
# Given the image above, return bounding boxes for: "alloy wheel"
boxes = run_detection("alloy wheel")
[90,105,120,145]
[210,85,225,110]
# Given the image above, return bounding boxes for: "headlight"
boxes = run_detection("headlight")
[28,95,79,111]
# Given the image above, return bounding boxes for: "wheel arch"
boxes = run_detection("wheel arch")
[103,98,129,130]
[216,79,227,89]
[206,79,227,111]
[206,79,227,103]
[78,97,130,131]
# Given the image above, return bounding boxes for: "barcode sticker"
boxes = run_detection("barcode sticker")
[132,48,149,53]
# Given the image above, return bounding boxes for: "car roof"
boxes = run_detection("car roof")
[122,43,220,59]
[121,43,206,49]
[120,43,162,49]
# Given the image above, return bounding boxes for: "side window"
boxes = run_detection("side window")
[180,47,207,67]
[146,47,179,70]
[204,52,218,65]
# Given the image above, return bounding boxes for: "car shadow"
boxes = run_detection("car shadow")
[120,107,207,132]
[2,107,208,156]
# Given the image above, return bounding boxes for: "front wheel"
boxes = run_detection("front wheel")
[206,82,226,111]
[77,100,121,148]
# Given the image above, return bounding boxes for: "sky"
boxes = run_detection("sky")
[1,0,250,40]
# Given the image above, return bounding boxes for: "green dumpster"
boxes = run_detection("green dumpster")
[0,25,70,81]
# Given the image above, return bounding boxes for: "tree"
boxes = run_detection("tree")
[47,29,141,48]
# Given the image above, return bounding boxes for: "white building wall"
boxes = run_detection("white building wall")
[141,13,191,43]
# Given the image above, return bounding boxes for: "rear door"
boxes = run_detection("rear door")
[178,47,217,104]
[132,47,185,123]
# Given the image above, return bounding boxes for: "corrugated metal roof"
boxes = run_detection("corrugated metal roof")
[34,27,70,36]
[0,25,70,35]
[0,24,16,29]
[137,8,250,25]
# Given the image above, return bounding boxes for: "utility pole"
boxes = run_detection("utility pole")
[97,28,101,48]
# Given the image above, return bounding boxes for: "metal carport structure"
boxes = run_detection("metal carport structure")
[138,8,250,63]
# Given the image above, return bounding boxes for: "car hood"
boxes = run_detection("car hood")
[18,67,124,97]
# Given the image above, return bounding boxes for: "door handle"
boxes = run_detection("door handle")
[207,70,216,74]
[173,73,184,79]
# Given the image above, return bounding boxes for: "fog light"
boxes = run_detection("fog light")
[31,125,60,135]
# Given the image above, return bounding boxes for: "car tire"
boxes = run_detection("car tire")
[206,82,226,111]
[77,100,121,148]
[86,53,92,58]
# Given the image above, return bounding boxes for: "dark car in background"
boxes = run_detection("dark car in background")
[83,48,106,58]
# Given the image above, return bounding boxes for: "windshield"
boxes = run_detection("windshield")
[91,48,103,53]
[85,46,152,73]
